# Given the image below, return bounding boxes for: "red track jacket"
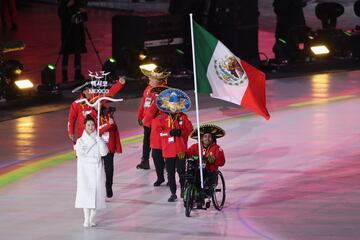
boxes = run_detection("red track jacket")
[156,112,193,158]
[68,81,124,139]
[186,143,225,172]
[92,110,122,154]
[137,85,153,127]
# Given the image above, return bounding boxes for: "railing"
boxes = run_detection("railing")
[31,0,169,11]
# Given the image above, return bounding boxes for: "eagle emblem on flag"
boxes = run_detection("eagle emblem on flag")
[214,55,247,86]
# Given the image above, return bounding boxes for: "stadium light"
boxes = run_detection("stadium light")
[310,45,330,55]
[15,79,34,90]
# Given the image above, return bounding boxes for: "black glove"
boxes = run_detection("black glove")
[170,128,181,137]
[138,118,143,127]
[170,128,176,137]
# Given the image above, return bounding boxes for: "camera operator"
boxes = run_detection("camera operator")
[58,0,88,82]
[91,104,122,199]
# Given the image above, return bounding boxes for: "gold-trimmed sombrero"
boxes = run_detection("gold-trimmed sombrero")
[156,88,191,113]
[140,66,171,80]
[150,86,169,94]
[190,124,225,140]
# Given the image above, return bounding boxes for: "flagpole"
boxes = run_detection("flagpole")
[189,13,204,189]
[97,101,100,137]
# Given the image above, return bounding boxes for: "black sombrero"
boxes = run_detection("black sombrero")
[190,124,225,140]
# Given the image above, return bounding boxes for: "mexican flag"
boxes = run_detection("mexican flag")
[193,20,270,120]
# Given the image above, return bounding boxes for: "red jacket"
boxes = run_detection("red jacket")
[186,143,225,172]
[142,91,161,128]
[67,81,124,139]
[68,97,93,138]
[150,111,165,149]
[156,112,193,158]
[137,85,152,120]
[90,109,122,154]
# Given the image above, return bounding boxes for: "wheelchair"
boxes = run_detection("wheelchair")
[183,156,226,217]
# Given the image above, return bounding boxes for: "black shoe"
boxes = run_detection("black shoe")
[205,199,211,208]
[168,194,177,202]
[136,160,150,170]
[106,187,113,198]
[153,178,165,187]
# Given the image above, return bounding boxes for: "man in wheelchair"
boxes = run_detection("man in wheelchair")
[185,124,226,209]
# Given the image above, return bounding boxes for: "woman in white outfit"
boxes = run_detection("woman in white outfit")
[75,115,109,227]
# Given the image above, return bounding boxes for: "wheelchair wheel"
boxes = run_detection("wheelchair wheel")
[212,170,226,211]
[184,185,195,217]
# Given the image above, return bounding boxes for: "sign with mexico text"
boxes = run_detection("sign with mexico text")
[89,71,110,94]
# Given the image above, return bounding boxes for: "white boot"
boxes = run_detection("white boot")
[83,208,90,227]
[90,209,97,227]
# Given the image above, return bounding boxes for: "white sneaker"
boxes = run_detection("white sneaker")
[83,221,90,228]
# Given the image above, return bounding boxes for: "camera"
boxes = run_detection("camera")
[72,11,88,24]
[103,106,116,116]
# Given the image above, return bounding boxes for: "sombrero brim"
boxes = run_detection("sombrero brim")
[190,124,225,139]
[141,68,171,80]
[150,86,169,94]
[156,88,191,113]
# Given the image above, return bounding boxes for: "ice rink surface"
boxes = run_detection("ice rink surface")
[1,71,360,240]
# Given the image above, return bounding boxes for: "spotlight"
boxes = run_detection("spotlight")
[310,45,330,55]
[308,2,352,60]
[14,68,22,75]
[176,48,185,55]
[15,79,34,90]
[354,0,360,17]
[139,53,147,61]
[102,57,118,81]
[41,64,56,85]
[138,48,149,61]
[139,63,157,72]
[47,64,55,70]
[315,2,344,30]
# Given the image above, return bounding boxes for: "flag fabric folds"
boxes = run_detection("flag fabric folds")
[193,21,270,120]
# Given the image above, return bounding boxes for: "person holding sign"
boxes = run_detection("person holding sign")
[68,75,125,143]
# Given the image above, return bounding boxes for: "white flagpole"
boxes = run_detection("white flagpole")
[189,13,204,189]
[97,101,100,137]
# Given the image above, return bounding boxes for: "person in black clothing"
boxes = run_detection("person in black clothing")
[207,0,260,66]
[58,0,87,82]
[315,2,344,30]
[273,0,308,61]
